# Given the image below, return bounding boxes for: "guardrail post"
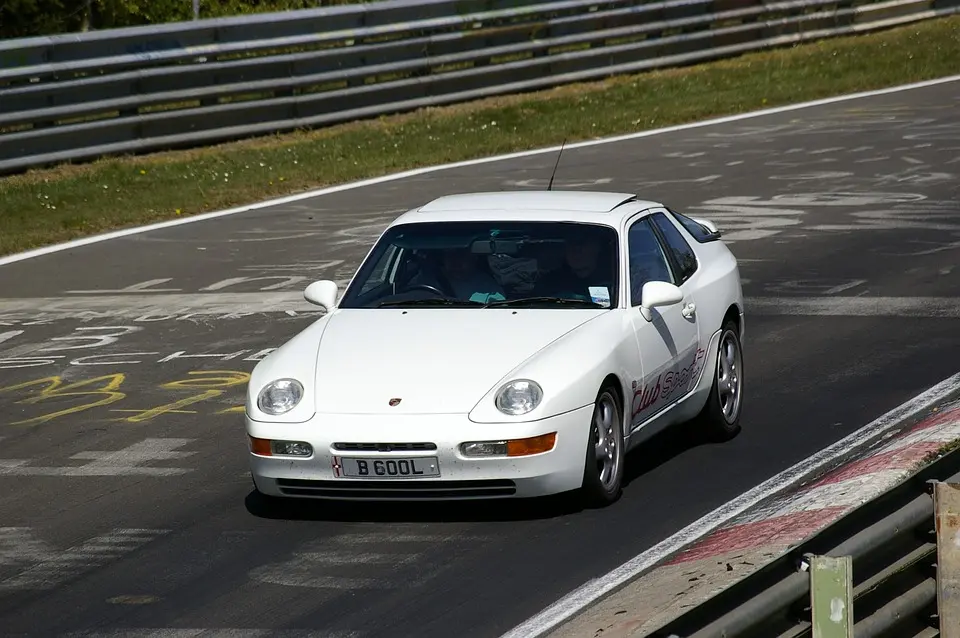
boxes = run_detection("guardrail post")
[935,481,960,637]
[810,555,853,638]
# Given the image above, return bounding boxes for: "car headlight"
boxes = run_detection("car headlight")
[257,379,304,415]
[495,379,543,416]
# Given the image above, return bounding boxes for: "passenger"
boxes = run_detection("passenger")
[487,253,540,296]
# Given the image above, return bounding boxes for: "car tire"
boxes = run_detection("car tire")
[579,386,625,508]
[694,319,744,442]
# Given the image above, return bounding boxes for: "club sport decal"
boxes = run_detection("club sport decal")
[631,347,707,419]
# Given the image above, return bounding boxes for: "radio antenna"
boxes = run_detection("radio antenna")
[547,139,566,191]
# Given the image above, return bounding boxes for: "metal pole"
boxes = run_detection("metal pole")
[810,555,853,638]
[82,0,92,31]
[193,0,200,20]
[935,481,960,638]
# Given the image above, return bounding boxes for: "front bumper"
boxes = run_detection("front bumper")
[245,405,594,500]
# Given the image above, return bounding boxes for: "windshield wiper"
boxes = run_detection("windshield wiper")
[483,296,606,309]
[378,298,484,308]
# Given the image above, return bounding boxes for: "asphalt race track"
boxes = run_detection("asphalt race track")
[1,79,959,638]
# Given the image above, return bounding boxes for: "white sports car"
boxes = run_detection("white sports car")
[245,191,744,507]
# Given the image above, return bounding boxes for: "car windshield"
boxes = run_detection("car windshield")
[338,220,620,309]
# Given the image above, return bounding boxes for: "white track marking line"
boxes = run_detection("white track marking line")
[1,74,959,268]
[499,371,960,638]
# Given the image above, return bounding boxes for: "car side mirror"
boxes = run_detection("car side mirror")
[304,280,339,312]
[639,281,683,321]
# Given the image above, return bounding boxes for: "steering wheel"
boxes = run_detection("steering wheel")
[402,283,448,297]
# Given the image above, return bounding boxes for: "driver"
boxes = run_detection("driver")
[442,250,506,302]
[415,249,505,303]
[535,234,614,305]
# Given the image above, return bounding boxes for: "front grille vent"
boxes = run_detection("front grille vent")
[276,478,517,499]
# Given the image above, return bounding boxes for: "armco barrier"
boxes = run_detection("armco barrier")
[647,445,960,638]
[1,0,959,175]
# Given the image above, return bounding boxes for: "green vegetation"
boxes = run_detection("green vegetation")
[1,15,958,256]
[927,432,960,462]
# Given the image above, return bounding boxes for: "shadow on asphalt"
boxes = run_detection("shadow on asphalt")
[243,418,733,523]
[243,488,582,522]
[621,418,734,489]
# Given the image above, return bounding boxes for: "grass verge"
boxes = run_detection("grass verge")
[1,16,959,257]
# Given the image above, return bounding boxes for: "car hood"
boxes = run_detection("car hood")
[313,308,603,414]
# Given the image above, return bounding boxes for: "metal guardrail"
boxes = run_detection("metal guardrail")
[648,442,960,638]
[1,0,959,175]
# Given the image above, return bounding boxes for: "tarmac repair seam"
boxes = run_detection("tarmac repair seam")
[541,399,960,638]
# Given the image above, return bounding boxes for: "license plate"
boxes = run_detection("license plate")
[333,456,440,479]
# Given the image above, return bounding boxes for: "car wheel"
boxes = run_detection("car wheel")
[580,386,625,508]
[694,319,744,441]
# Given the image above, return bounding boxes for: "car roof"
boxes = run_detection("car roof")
[389,190,663,227]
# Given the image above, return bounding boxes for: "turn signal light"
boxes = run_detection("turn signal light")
[507,432,557,457]
[250,436,272,456]
[460,432,557,458]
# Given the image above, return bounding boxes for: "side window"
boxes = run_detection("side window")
[627,218,674,306]
[668,208,720,243]
[358,244,402,295]
[651,212,698,285]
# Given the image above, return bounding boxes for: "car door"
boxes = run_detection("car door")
[648,209,710,395]
[625,213,702,431]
